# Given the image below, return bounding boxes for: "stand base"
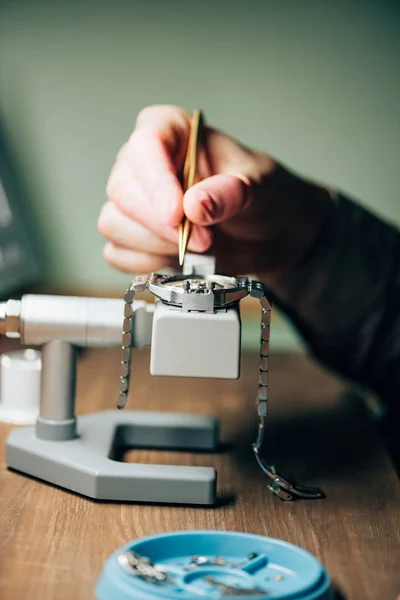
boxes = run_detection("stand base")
[6,410,219,505]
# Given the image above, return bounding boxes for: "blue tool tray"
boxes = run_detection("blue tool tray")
[96,530,332,599]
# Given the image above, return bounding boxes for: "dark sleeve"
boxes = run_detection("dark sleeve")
[266,193,400,417]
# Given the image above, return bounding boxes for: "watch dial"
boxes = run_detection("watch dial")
[161,275,238,291]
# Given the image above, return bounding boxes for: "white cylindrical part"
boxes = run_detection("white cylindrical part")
[0,349,42,424]
[19,295,154,347]
[86,297,126,346]
[20,295,123,347]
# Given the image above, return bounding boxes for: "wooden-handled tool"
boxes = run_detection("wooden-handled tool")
[178,109,204,266]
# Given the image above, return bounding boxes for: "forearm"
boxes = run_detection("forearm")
[265,192,400,413]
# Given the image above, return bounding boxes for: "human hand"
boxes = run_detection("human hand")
[99,105,332,278]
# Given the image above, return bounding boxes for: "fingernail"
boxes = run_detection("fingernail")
[233,173,251,186]
[103,241,115,261]
[232,173,252,209]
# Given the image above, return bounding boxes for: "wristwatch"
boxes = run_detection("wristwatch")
[117,271,324,502]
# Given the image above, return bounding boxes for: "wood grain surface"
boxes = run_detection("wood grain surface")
[0,349,399,600]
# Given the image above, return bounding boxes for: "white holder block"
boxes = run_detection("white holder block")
[150,302,241,379]
[0,349,42,424]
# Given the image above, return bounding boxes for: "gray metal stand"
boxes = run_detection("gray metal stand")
[6,341,219,505]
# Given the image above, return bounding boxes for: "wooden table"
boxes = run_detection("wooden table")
[0,349,399,600]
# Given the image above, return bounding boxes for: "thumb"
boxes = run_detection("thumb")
[183,174,252,226]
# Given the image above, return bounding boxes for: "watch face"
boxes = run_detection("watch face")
[161,275,238,291]
[148,273,249,308]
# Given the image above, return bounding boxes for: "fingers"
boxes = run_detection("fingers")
[108,134,183,232]
[103,105,257,277]
[98,201,178,256]
[99,199,212,254]
[134,105,191,166]
[98,201,214,274]
[103,243,177,274]
[107,106,192,231]
[121,130,184,227]
[183,174,252,226]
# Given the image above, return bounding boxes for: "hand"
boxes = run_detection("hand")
[98,105,333,278]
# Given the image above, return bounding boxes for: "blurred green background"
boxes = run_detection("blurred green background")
[0,0,399,349]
